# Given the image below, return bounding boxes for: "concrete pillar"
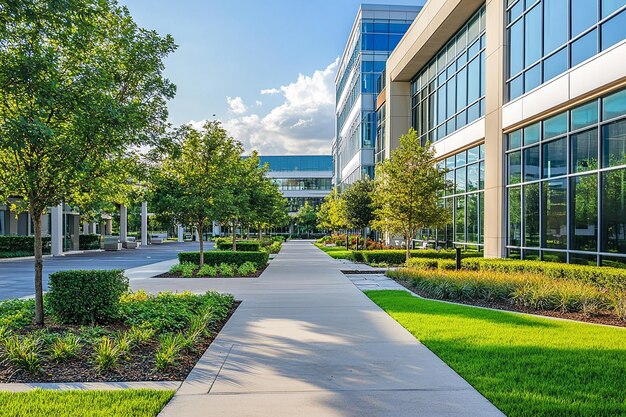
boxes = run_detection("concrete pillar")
[212,221,221,237]
[8,210,18,235]
[120,204,128,242]
[383,79,411,160]
[177,225,184,242]
[105,218,112,235]
[83,222,90,234]
[141,201,148,246]
[41,214,49,236]
[91,222,98,235]
[51,204,64,256]
[483,0,506,258]
[71,215,80,251]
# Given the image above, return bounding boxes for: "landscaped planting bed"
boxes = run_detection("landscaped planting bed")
[0,389,175,417]
[367,290,626,417]
[0,270,236,383]
[388,265,626,327]
[178,250,269,269]
[157,261,265,278]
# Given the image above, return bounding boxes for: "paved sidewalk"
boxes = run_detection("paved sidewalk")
[146,241,504,417]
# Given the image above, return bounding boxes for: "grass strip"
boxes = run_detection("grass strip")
[313,243,353,259]
[366,290,626,417]
[0,389,174,417]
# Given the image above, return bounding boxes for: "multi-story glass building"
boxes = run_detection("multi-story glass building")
[379,0,626,267]
[259,155,333,214]
[333,4,421,188]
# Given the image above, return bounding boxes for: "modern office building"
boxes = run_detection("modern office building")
[259,155,333,214]
[378,0,626,267]
[333,4,421,188]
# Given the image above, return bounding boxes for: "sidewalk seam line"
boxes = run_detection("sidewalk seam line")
[205,344,235,395]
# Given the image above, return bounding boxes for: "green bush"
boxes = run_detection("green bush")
[178,251,269,269]
[0,298,35,329]
[218,263,235,277]
[180,262,197,278]
[460,258,626,292]
[237,261,257,276]
[0,235,51,256]
[79,234,101,250]
[406,258,458,271]
[216,241,261,251]
[48,270,129,324]
[197,264,218,277]
[267,241,282,254]
[354,250,482,265]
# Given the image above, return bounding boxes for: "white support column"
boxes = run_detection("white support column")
[141,201,148,246]
[120,204,128,243]
[50,204,64,256]
[83,222,90,235]
[177,225,184,242]
[91,222,98,235]
[212,221,221,237]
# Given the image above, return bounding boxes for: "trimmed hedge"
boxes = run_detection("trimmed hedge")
[48,270,129,324]
[79,234,101,250]
[407,258,457,270]
[178,251,269,269]
[352,250,483,265]
[0,235,51,254]
[460,258,626,292]
[216,241,261,251]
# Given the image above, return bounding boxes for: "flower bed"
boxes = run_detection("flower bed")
[0,289,236,383]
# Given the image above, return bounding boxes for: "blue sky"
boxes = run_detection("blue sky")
[120,0,424,154]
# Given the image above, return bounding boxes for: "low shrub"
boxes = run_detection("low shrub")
[0,298,35,329]
[197,264,218,277]
[237,261,257,276]
[79,234,101,250]
[460,258,626,292]
[355,250,482,265]
[0,251,37,258]
[125,325,155,346]
[50,333,82,361]
[168,264,184,274]
[155,333,185,370]
[0,235,51,254]
[406,258,458,271]
[267,241,282,254]
[217,241,261,251]
[2,334,43,373]
[178,251,269,269]
[48,270,129,325]
[218,263,235,277]
[180,262,197,278]
[94,336,120,373]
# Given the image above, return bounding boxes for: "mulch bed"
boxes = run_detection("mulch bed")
[0,302,240,383]
[392,277,626,328]
[154,265,267,279]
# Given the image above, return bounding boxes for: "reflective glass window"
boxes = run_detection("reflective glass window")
[602,0,625,18]
[571,101,598,130]
[542,179,567,249]
[467,163,479,191]
[543,138,567,178]
[543,112,567,139]
[524,145,541,181]
[543,0,568,54]
[524,63,541,92]
[509,150,522,184]
[601,168,626,253]
[456,167,466,193]
[524,5,542,65]
[455,196,466,242]
[571,29,598,66]
[602,89,626,120]
[524,123,540,145]
[571,128,599,173]
[601,9,626,50]
[571,174,598,251]
[509,130,522,149]
[602,119,626,167]
[467,193,480,243]
[509,75,523,100]
[543,47,568,82]
[456,150,467,166]
[572,0,598,37]
[479,161,485,189]
[468,146,480,163]
[509,187,522,246]
[510,19,524,76]
[468,57,480,103]
[524,182,541,247]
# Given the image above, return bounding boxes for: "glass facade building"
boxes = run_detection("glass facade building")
[410,6,487,145]
[506,88,626,266]
[334,5,420,188]
[506,0,626,101]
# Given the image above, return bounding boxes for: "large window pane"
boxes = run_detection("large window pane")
[602,119,626,168]
[543,112,567,139]
[468,56,480,103]
[509,187,522,246]
[447,77,456,116]
[602,89,626,120]
[456,166,466,193]
[467,193,479,243]
[571,174,598,251]
[455,196,466,242]
[601,168,626,253]
[543,137,567,177]
[509,150,522,184]
[544,0,568,54]
[542,179,567,249]
[524,63,541,92]
[508,130,522,149]
[602,0,625,18]
[524,145,540,181]
[571,128,599,173]
[467,163,479,191]
[571,0,598,37]
[601,9,626,50]
[479,161,485,190]
[524,123,540,145]
[571,101,598,130]
[543,47,568,82]
[524,182,541,247]
[524,5,542,65]
[456,67,467,110]
[571,29,598,66]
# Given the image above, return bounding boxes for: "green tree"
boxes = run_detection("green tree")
[372,129,451,260]
[294,202,317,237]
[343,178,375,250]
[0,0,176,324]
[317,187,348,232]
[150,122,242,266]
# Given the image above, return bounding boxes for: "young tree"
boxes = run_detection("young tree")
[343,178,375,250]
[0,0,176,325]
[294,202,317,238]
[372,129,451,260]
[317,187,350,247]
[150,122,242,266]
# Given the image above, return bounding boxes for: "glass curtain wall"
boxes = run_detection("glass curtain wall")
[434,144,485,250]
[410,6,486,145]
[506,0,626,101]
[506,88,626,267]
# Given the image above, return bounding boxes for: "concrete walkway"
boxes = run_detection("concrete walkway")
[149,241,504,417]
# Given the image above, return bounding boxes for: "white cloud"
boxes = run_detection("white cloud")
[226,96,247,114]
[223,59,338,155]
[255,100,263,107]
[260,88,280,95]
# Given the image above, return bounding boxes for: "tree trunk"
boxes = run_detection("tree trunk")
[405,232,411,261]
[258,224,263,241]
[232,220,237,251]
[33,211,44,326]
[198,223,205,267]
[246,225,250,240]
[345,230,349,250]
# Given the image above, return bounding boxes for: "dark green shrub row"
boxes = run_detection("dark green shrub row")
[178,251,269,268]
[79,234,101,250]
[0,235,51,253]
[0,251,35,258]
[216,241,261,251]
[48,270,129,324]
[407,257,457,270]
[351,250,483,265]
[460,258,626,292]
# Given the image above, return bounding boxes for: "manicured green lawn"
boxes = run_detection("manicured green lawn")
[313,243,352,259]
[0,389,174,417]
[366,290,626,417]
